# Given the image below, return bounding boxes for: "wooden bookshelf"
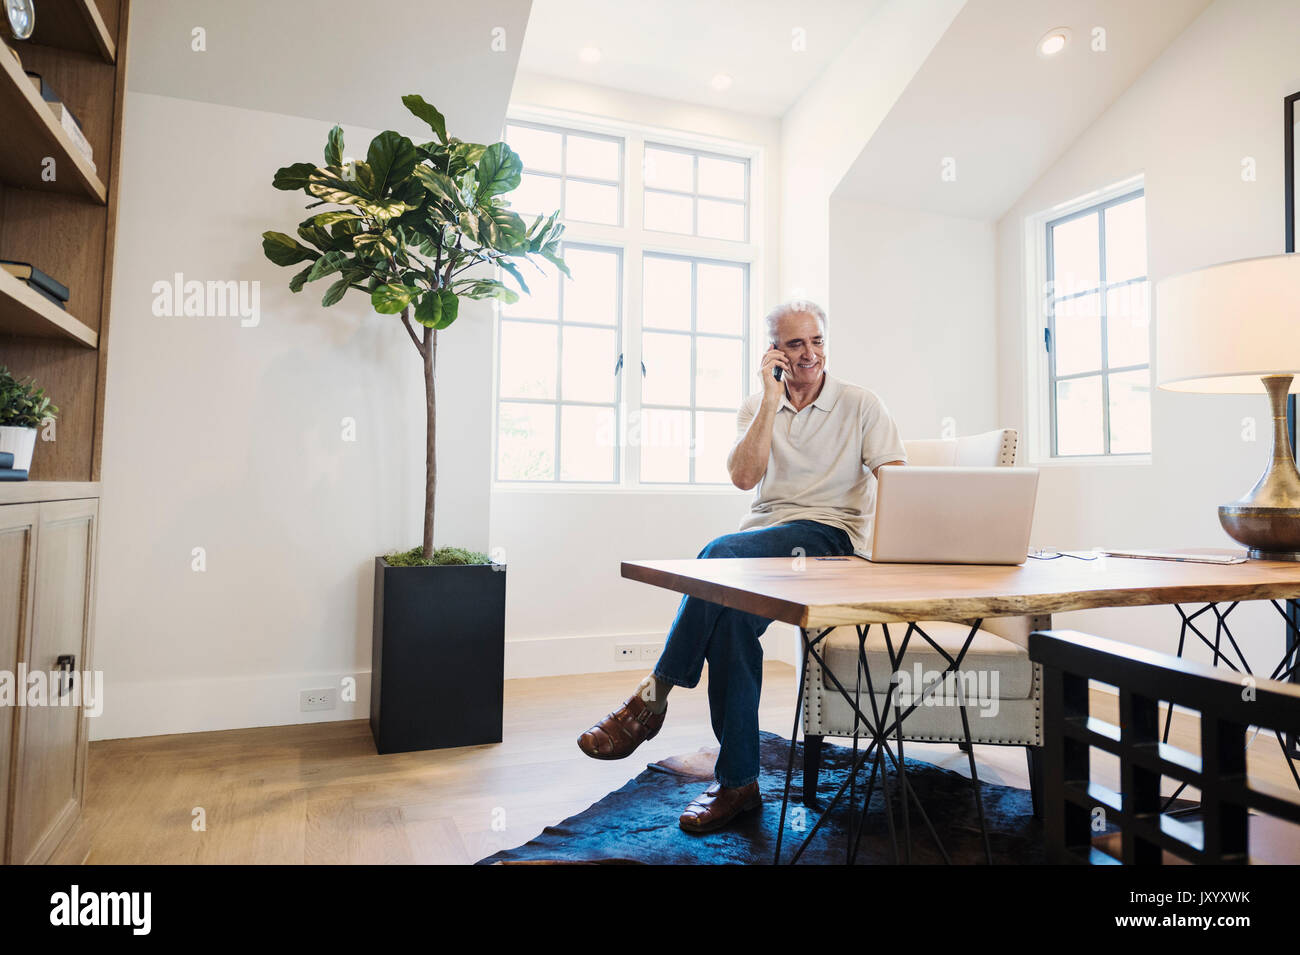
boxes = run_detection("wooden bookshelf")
[0,267,97,345]
[0,0,126,484]
[29,0,116,64]
[0,0,126,865]
[0,30,106,202]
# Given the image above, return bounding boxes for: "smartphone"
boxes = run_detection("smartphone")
[771,343,783,380]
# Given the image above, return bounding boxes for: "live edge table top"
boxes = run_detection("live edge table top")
[620,555,1300,629]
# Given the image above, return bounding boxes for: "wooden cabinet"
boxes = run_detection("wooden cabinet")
[0,496,96,864]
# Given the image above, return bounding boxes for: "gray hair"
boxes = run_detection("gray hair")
[764,300,826,343]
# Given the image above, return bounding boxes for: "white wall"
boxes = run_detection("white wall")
[829,200,998,438]
[995,0,1300,666]
[93,1,529,739]
[780,0,966,306]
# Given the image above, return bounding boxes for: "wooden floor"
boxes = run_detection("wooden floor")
[74,663,1300,864]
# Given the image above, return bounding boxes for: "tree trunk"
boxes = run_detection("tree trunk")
[423,324,438,559]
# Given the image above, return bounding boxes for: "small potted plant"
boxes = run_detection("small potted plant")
[0,366,58,476]
[261,95,566,754]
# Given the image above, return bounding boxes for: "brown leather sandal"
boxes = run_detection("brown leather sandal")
[577,694,666,760]
[678,781,762,834]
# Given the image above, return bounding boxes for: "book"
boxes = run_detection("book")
[46,102,94,168]
[0,452,13,469]
[18,281,67,311]
[0,468,29,482]
[1,261,70,301]
[25,71,60,106]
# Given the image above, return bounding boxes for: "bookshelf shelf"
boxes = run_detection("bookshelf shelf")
[0,480,99,505]
[29,0,117,64]
[0,267,96,346]
[0,35,106,202]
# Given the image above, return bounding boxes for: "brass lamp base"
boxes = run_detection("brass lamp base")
[1218,375,1300,561]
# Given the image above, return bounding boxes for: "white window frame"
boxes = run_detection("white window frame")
[1022,174,1152,467]
[493,106,765,492]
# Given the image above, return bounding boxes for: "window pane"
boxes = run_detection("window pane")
[696,263,745,335]
[1108,369,1151,454]
[498,402,555,480]
[1052,213,1100,295]
[644,147,693,191]
[564,248,618,326]
[642,332,691,406]
[1106,281,1149,368]
[502,258,560,320]
[644,190,693,233]
[512,173,561,217]
[565,180,619,225]
[1053,292,1101,377]
[561,326,616,403]
[643,256,691,330]
[1056,376,1104,456]
[639,408,690,482]
[693,411,736,484]
[698,156,745,200]
[560,405,616,481]
[696,337,742,408]
[566,135,620,180]
[1104,196,1147,283]
[506,125,562,173]
[499,321,557,399]
[698,199,745,241]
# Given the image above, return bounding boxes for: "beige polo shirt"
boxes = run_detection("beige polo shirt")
[734,373,906,553]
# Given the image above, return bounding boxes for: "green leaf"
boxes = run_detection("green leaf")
[307,250,350,281]
[434,290,459,328]
[273,162,318,191]
[321,277,351,307]
[310,210,364,227]
[366,130,419,197]
[402,94,447,143]
[371,283,419,314]
[498,259,530,295]
[455,278,519,304]
[412,164,460,205]
[458,210,480,242]
[308,169,373,206]
[483,205,527,250]
[262,231,320,267]
[288,264,314,292]
[476,142,522,199]
[413,289,443,327]
[451,139,487,166]
[325,125,345,167]
[540,247,571,279]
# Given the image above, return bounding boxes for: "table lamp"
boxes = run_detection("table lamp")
[1156,253,1300,559]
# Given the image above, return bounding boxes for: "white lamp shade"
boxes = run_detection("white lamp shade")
[1156,253,1300,394]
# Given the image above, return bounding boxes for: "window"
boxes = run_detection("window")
[495,116,760,487]
[507,122,623,226]
[643,144,749,241]
[1040,187,1150,458]
[639,253,748,483]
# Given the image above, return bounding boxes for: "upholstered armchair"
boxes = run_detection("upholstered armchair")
[799,428,1046,813]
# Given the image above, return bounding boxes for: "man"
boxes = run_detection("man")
[577,300,907,833]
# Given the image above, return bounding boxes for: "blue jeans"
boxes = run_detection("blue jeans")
[652,520,854,787]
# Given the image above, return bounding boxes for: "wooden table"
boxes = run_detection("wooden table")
[621,553,1300,863]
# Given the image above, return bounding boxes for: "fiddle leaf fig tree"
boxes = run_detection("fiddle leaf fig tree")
[262,95,567,562]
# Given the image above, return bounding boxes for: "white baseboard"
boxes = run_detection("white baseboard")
[90,626,803,741]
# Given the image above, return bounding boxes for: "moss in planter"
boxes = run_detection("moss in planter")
[384,545,492,567]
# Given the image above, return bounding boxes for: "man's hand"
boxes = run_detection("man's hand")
[758,347,791,402]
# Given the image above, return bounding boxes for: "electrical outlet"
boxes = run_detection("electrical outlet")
[614,644,639,662]
[300,688,337,712]
[638,644,661,661]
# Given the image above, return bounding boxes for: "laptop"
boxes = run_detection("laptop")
[857,466,1040,565]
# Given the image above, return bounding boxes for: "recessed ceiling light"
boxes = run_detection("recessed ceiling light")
[579,46,601,64]
[710,73,733,91]
[1037,28,1070,57]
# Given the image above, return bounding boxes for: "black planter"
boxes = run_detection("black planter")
[370,557,506,754]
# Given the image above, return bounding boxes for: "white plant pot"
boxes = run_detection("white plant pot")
[0,426,37,472]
